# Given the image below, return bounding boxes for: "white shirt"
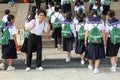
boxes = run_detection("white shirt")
[74,5,85,12]
[2,15,8,22]
[8,26,17,39]
[76,21,86,32]
[47,7,55,17]
[92,4,103,11]
[30,19,48,36]
[85,19,105,32]
[62,21,76,37]
[51,12,65,24]
[25,19,35,28]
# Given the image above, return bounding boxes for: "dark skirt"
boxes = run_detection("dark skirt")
[87,41,105,60]
[62,4,71,13]
[2,40,17,59]
[103,5,110,15]
[75,38,86,54]
[106,38,120,57]
[21,38,28,53]
[63,38,73,51]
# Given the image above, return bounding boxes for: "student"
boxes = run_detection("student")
[84,10,106,74]
[89,0,97,11]
[0,15,18,71]
[101,0,111,15]
[47,2,55,40]
[51,7,64,49]
[74,0,85,14]
[2,9,11,22]
[21,11,36,64]
[61,0,72,13]
[105,10,120,72]
[25,9,50,71]
[75,13,86,65]
[62,12,76,62]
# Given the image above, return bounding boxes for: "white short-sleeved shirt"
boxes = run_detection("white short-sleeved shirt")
[61,0,72,5]
[30,19,48,36]
[25,19,35,28]
[2,15,8,22]
[85,19,105,32]
[76,21,86,32]
[74,5,85,12]
[105,20,120,37]
[92,4,103,11]
[62,21,76,37]
[8,26,17,39]
[73,17,78,25]
[51,12,65,24]
[47,7,55,17]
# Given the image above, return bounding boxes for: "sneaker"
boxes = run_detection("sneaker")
[51,38,54,41]
[81,60,85,65]
[66,57,71,62]
[110,66,116,72]
[42,57,45,61]
[7,66,15,71]
[26,67,31,71]
[36,67,44,71]
[0,63,5,70]
[57,44,61,50]
[88,65,93,70]
[94,68,100,74]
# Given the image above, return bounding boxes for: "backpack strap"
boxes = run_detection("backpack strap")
[54,13,60,18]
[92,23,99,28]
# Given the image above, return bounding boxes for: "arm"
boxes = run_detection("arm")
[85,30,89,47]
[44,24,50,34]
[13,34,18,47]
[25,23,35,31]
[101,30,106,47]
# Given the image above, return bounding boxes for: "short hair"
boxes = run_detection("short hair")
[90,9,98,16]
[66,12,72,20]
[54,7,59,12]
[7,15,15,21]
[107,10,115,18]
[37,9,46,16]
[50,2,55,6]
[5,9,10,15]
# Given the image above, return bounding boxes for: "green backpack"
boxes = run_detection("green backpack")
[110,25,120,44]
[104,0,110,5]
[91,0,96,4]
[79,8,85,14]
[24,31,30,38]
[0,21,5,32]
[0,28,10,45]
[78,25,85,40]
[88,24,102,44]
[61,23,72,38]
[64,0,71,4]
[53,14,61,28]
[97,9,102,17]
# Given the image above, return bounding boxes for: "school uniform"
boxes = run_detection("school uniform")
[51,12,65,48]
[61,0,72,12]
[101,0,110,15]
[74,4,85,13]
[2,22,17,59]
[2,15,8,22]
[75,20,86,54]
[26,19,48,68]
[84,17,105,60]
[89,0,96,11]
[105,18,120,57]
[21,19,35,53]
[62,19,76,51]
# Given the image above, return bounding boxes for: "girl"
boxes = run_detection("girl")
[21,11,36,64]
[75,13,86,65]
[85,10,106,74]
[61,0,72,13]
[62,12,76,62]
[89,0,97,11]
[105,10,120,72]
[25,9,50,71]
[74,0,85,14]
[0,15,18,71]
[101,0,111,15]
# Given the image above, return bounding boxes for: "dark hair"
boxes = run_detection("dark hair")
[37,9,46,16]
[7,15,14,21]
[90,9,98,17]
[27,11,35,22]
[66,12,72,20]
[50,2,55,6]
[107,10,115,18]
[31,6,36,12]
[78,13,86,22]
[5,9,10,15]
[54,7,59,12]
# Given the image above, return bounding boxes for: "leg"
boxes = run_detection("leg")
[88,59,93,70]
[95,59,100,68]
[8,59,13,66]
[110,57,116,67]
[54,28,58,48]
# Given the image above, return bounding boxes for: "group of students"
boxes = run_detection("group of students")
[0,0,120,74]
